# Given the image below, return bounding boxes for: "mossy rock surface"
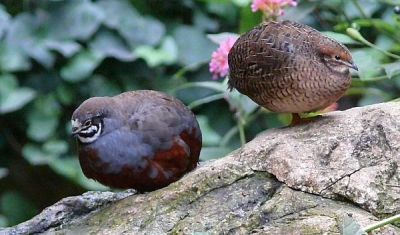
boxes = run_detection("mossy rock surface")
[2,103,400,234]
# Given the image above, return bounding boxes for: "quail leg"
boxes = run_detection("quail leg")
[290,113,320,126]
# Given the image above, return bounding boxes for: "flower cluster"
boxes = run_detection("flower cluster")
[251,0,297,16]
[209,1,298,79]
[209,37,237,80]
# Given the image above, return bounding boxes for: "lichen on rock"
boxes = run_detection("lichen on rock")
[2,102,399,234]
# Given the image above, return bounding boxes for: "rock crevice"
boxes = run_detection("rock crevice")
[2,102,400,234]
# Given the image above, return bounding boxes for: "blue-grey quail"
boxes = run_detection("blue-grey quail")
[71,90,202,192]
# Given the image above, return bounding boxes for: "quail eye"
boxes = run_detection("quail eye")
[335,55,341,60]
[84,120,92,127]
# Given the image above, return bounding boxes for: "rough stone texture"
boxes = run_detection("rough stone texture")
[2,102,400,234]
[1,190,135,235]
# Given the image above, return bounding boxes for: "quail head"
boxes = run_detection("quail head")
[71,90,202,192]
[228,20,358,124]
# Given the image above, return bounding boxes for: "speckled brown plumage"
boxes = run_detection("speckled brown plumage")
[228,20,357,114]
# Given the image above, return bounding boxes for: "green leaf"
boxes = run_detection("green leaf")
[25,41,55,69]
[382,62,400,79]
[0,5,10,38]
[0,88,36,114]
[49,156,108,190]
[188,93,225,109]
[174,81,227,93]
[47,0,105,40]
[22,144,49,165]
[322,32,359,44]
[206,2,237,21]
[121,16,165,48]
[232,0,251,7]
[6,13,55,68]
[90,29,135,61]
[0,42,31,72]
[0,168,8,179]
[346,28,364,42]
[225,89,258,115]
[376,35,396,51]
[26,95,60,141]
[45,40,81,58]
[282,1,317,22]
[61,49,104,82]
[207,32,239,45]
[239,5,261,33]
[134,36,178,67]
[344,0,379,18]
[48,157,78,180]
[27,111,58,141]
[43,140,68,155]
[0,191,37,226]
[173,25,217,66]
[351,49,384,81]
[196,115,222,146]
[0,74,18,98]
[97,0,165,47]
[56,85,75,105]
[0,214,7,227]
[358,94,386,107]
[200,147,233,161]
[194,11,218,32]
[96,0,139,29]
[86,75,121,97]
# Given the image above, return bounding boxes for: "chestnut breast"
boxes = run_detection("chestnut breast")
[72,90,202,192]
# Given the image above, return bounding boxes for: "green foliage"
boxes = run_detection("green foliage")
[0,0,400,228]
[0,191,37,227]
[0,74,36,114]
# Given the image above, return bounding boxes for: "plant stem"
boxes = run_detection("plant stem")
[188,93,225,109]
[220,108,264,146]
[352,0,367,18]
[237,115,246,146]
[347,28,400,60]
[352,0,400,43]
[357,36,400,60]
[363,214,400,233]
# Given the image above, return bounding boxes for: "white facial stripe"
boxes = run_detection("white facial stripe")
[77,123,102,144]
[80,125,98,134]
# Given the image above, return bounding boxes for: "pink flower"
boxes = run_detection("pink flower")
[251,0,297,16]
[209,37,237,80]
[321,103,338,113]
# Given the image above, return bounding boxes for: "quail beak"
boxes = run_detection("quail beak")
[71,119,82,137]
[71,127,81,136]
[350,62,358,71]
[345,60,358,71]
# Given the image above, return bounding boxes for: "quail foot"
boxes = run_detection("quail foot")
[228,20,358,125]
[71,90,202,192]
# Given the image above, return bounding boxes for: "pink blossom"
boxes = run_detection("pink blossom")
[251,0,297,16]
[209,37,237,80]
[321,102,338,113]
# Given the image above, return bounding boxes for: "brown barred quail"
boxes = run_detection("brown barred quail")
[228,20,358,124]
[71,90,202,192]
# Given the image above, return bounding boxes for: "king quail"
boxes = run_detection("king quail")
[228,20,358,124]
[71,90,202,192]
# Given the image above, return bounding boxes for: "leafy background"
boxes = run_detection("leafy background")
[0,0,399,227]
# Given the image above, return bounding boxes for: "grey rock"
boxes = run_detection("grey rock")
[2,102,399,234]
[1,190,135,235]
